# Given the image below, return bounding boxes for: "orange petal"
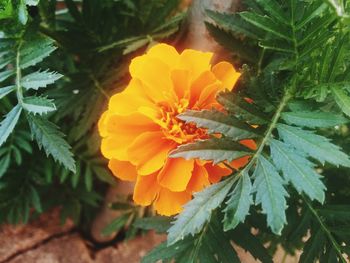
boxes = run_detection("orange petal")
[212,61,241,90]
[127,132,175,175]
[179,49,213,80]
[109,78,154,115]
[230,156,251,170]
[186,163,210,193]
[129,56,175,102]
[196,82,222,109]
[240,139,257,150]
[98,111,109,137]
[204,163,232,183]
[154,187,192,216]
[189,71,217,107]
[158,158,194,192]
[101,135,131,160]
[108,159,137,181]
[147,43,180,68]
[133,172,159,206]
[105,112,159,135]
[171,69,191,99]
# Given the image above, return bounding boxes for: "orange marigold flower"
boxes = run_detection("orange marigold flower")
[98,43,254,216]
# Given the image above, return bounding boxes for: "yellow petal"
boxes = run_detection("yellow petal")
[158,158,194,192]
[154,188,191,216]
[133,172,159,206]
[212,61,241,90]
[179,49,213,80]
[196,82,222,109]
[108,78,155,116]
[186,163,210,193]
[171,69,191,99]
[147,43,180,67]
[127,131,175,175]
[98,111,109,137]
[189,71,217,107]
[101,135,131,161]
[129,56,175,102]
[108,159,137,181]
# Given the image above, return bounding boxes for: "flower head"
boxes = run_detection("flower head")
[99,43,253,216]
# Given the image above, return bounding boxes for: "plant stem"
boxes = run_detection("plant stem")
[89,73,110,99]
[15,41,24,105]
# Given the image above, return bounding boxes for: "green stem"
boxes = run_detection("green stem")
[89,73,110,99]
[304,197,346,263]
[15,41,24,105]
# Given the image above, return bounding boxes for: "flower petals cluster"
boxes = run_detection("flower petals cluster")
[99,43,253,216]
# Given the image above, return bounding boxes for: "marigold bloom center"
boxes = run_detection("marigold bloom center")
[158,99,207,144]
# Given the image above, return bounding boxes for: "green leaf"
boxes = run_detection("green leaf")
[0,153,10,178]
[270,139,325,203]
[216,91,268,124]
[20,36,57,69]
[253,156,288,235]
[169,138,252,165]
[299,228,326,263]
[0,69,15,82]
[255,0,288,25]
[178,109,258,140]
[223,170,252,231]
[0,85,15,99]
[102,213,130,236]
[331,86,350,117]
[22,96,56,115]
[142,239,193,263]
[0,105,22,146]
[21,70,63,90]
[281,111,348,128]
[240,11,292,41]
[277,124,350,167]
[134,216,172,233]
[167,178,235,245]
[26,114,76,172]
[29,185,42,213]
[206,10,263,40]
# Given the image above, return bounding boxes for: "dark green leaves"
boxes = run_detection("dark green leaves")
[26,114,75,172]
[331,86,350,117]
[253,156,288,235]
[277,124,350,167]
[0,105,22,146]
[167,177,235,245]
[169,138,252,165]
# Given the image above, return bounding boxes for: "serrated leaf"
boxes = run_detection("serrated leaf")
[22,96,56,115]
[102,213,130,236]
[0,153,10,178]
[0,69,14,82]
[281,111,348,128]
[255,0,288,24]
[178,109,258,140]
[331,86,350,117]
[223,170,252,231]
[277,124,350,167]
[216,91,268,124]
[134,216,172,234]
[240,11,292,41]
[299,228,326,263]
[270,139,325,203]
[169,138,252,165]
[0,105,22,146]
[26,114,75,172]
[167,178,235,245]
[0,85,15,99]
[21,70,63,90]
[20,36,57,69]
[253,156,288,235]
